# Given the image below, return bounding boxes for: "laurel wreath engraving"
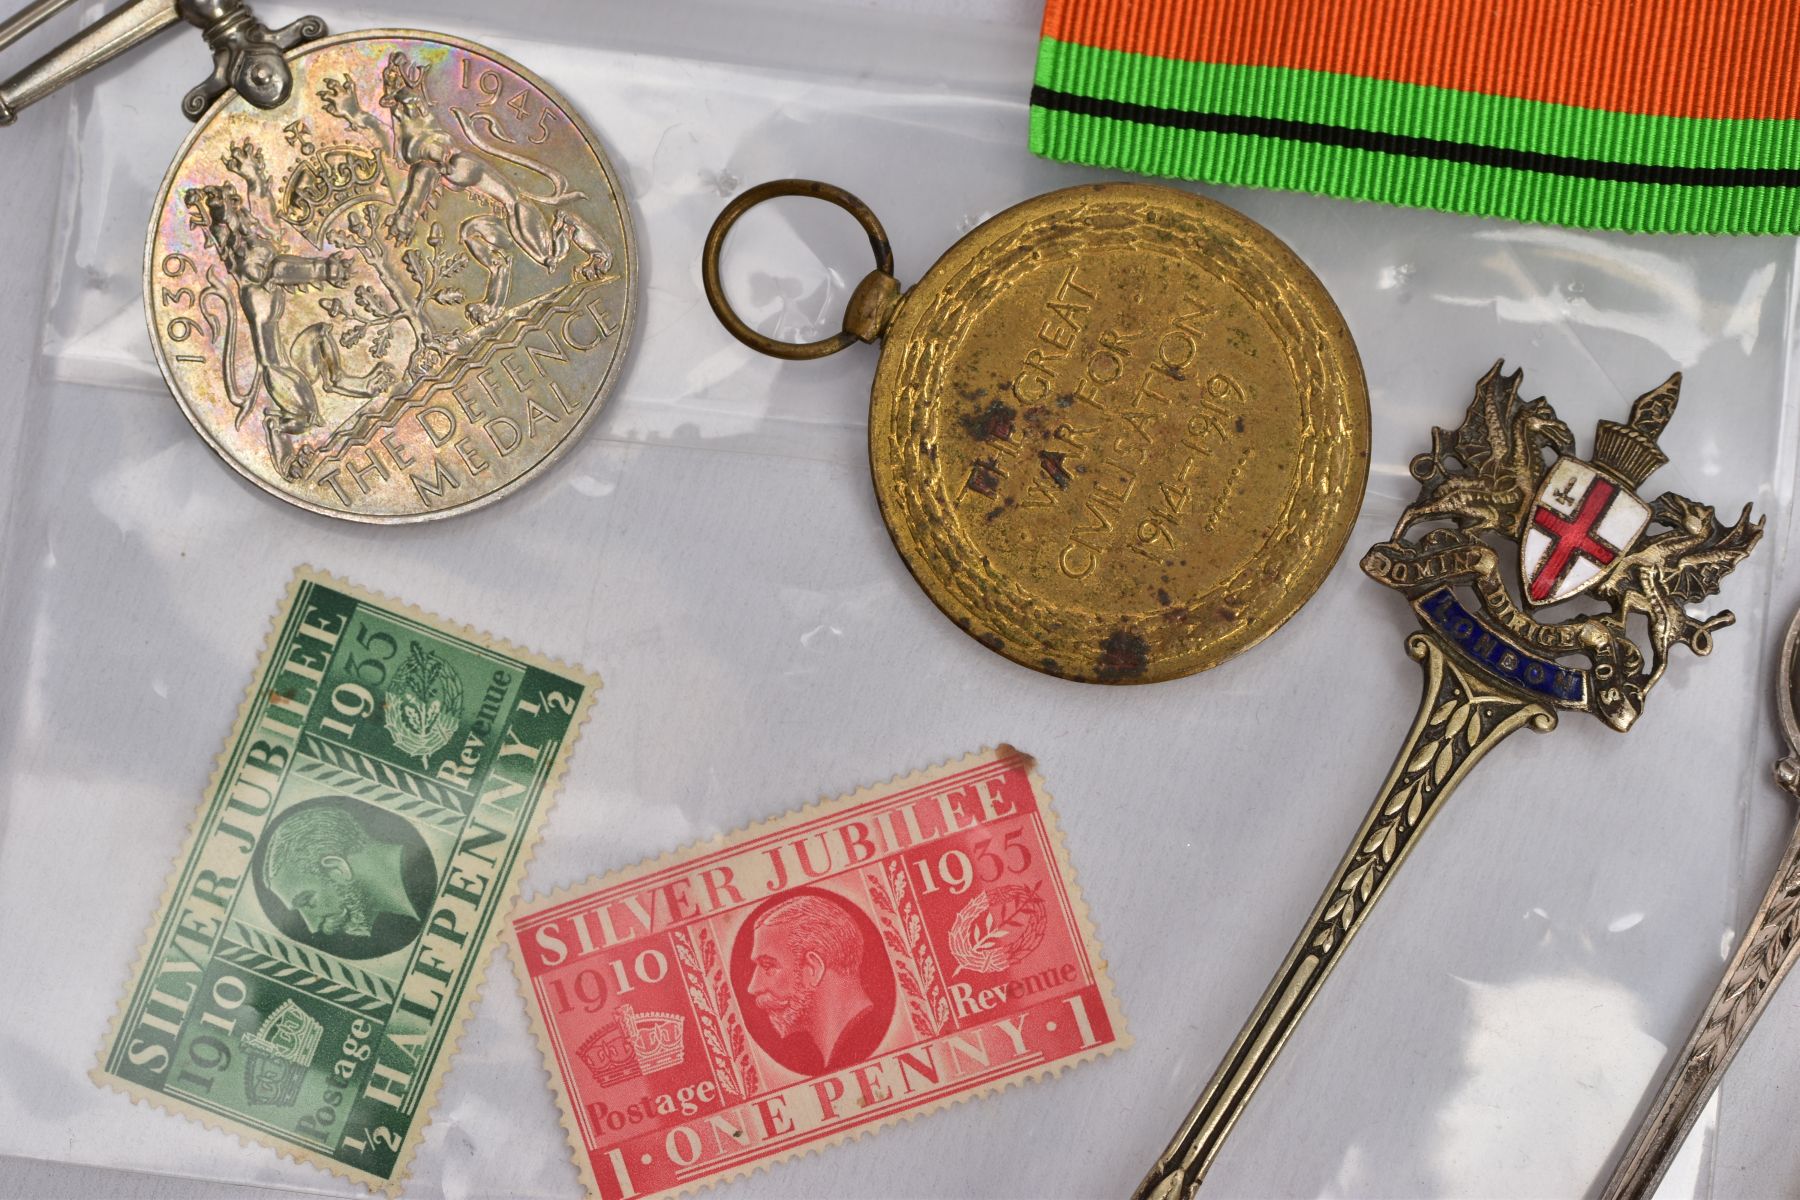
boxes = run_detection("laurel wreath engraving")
[1686,849,1800,1074]
[947,884,1048,975]
[865,862,952,1036]
[295,736,468,814]
[670,929,740,1098]
[289,756,466,832]
[702,924,761,1096]
[383,642,464,766]
[667,926,760,1099]
[1308,637,1547,958]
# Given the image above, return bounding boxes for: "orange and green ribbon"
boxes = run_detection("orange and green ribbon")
[1030,0,1800,234]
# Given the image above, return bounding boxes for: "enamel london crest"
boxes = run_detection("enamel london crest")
[1515,376,1675,608]
[1364,363,1761,732]
[1521,457,1652,606]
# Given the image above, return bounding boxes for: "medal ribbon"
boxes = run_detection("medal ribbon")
[1031,0,1800,234]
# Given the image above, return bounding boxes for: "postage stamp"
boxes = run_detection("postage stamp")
[94,569,598,1191]
[509,746,1127,1199]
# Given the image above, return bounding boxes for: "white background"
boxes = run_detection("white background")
[3,1,1800,1197]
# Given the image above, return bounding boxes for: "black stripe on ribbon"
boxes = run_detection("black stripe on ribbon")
[1030,86,1800,189]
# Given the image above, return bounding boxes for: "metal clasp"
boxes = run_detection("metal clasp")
[0,0,324,127]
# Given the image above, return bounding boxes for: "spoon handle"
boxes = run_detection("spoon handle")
[1135,633,1553,1197]
[1602,798,1800,1200]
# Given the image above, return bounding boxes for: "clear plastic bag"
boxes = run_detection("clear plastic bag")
[1,1,1796,1196]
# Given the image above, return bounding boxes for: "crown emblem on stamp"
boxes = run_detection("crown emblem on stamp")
[577,1003,688,1085]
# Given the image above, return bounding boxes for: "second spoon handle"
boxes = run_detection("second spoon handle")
[1602,787,1800,1200]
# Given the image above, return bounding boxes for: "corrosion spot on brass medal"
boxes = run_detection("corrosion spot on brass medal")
[1096,629,1151,682]
[706,181,1369,683]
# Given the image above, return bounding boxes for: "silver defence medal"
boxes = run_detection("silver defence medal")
[1,1,636,521]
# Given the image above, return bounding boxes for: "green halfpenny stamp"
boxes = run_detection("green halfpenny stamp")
[93,568,598,1191]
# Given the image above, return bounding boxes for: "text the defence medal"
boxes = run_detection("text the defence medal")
[1137,364,1763,1196]
[703,180,1369,684]
[1,2,636,522]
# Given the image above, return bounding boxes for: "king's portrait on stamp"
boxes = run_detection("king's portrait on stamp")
[737,889,894,1075]
[251,795,439,958]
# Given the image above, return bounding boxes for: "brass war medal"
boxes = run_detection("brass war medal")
[1138,365,1764,1197]
[3,3,635,521]
[704,181,1369,683]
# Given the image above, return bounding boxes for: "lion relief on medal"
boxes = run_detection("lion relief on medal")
[161,38,628,515]
[1362,363,1762,732]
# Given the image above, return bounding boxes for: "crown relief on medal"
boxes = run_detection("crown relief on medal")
[1363,362,1763,732]
[175,42,622,480]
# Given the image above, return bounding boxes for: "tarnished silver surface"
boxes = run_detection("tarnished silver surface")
[148,30,635,520]
[1600,604,1800,1200]
[0,0,323,125]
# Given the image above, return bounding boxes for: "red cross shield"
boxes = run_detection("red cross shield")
[1520,457,1651,607]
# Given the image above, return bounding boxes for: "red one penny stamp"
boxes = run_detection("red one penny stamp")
[508,747,1127,1198]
